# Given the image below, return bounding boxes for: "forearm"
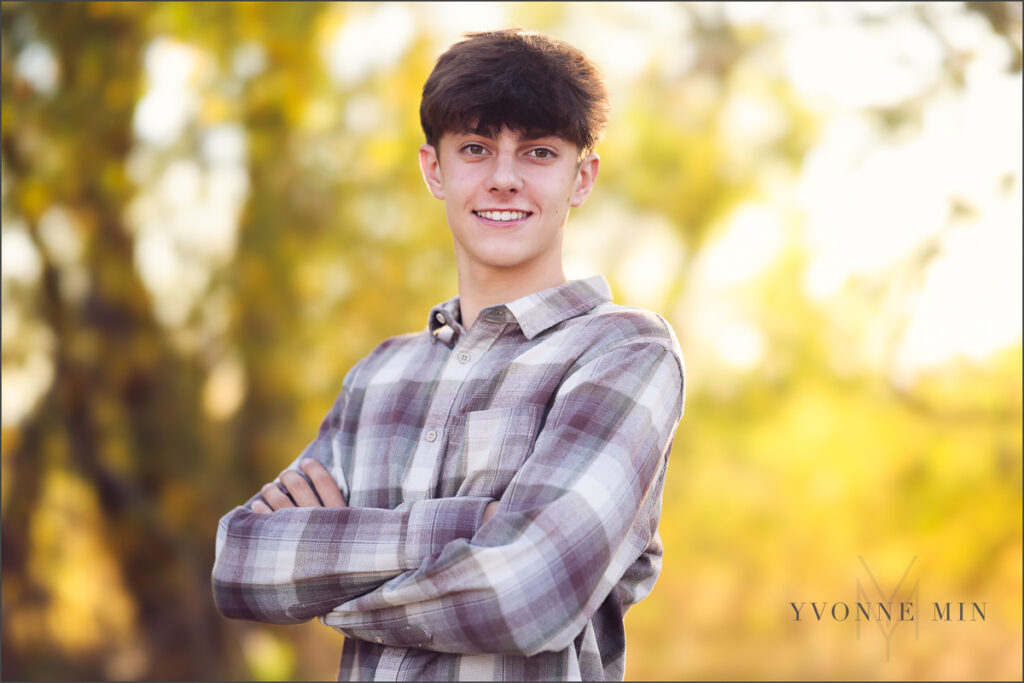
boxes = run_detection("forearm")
[323,461,669,656]
[212,495,492,624]
[323,341,683,654]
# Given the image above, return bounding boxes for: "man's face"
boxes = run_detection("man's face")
[419,127,599,282]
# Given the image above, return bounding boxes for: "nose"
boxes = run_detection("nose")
[487,151,522,194]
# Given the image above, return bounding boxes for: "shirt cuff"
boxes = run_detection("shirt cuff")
[405,496,492,567]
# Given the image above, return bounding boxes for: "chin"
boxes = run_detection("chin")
[477,255,533,270]
[466,242,533,267]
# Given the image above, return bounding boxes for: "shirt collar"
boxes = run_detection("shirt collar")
[428,275,613,346]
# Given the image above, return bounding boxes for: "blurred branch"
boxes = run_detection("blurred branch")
[966,1,1024,71]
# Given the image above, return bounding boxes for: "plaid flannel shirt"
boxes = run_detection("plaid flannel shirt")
[212,275,685,681]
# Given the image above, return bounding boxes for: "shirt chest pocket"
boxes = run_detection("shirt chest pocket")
[443,406,542,498]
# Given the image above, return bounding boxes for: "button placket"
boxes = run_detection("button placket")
[402,318,507,500]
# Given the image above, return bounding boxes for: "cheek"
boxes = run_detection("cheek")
[445,202,464,226]
[555,182,578,212]
[449,175,480,204]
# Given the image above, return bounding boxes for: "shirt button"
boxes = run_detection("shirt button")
[374,636,383,644]
[435,313,445,324]
[425,430,437,442]
[458,351,471,364]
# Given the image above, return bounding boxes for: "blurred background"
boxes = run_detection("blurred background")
[1,2,1020,680]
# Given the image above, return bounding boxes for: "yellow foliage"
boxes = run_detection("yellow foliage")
[241,628,297,681]
[27,469,140,659]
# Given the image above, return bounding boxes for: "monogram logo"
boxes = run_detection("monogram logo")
[855,554,920,661]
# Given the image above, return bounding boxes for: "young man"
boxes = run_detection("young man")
[212,29,685,681]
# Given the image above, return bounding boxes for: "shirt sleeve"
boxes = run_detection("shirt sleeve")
[319,337,685,657]
[211,368,494,625]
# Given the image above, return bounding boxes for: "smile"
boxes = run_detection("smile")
[473,210,532,222]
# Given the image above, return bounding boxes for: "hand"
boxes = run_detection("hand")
[252,458,348,514]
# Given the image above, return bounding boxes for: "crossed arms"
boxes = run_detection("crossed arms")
[212,336,684,656]
[252,458,499,522]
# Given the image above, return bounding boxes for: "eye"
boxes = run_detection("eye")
[528,148,556,160]
[462,143,486,156]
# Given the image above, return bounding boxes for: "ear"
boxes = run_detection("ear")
[419,144,445,200]
[570,153,600,208]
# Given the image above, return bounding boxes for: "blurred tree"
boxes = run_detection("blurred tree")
[1,2,224,679]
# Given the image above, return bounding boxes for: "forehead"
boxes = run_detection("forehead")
[444,126,576,148]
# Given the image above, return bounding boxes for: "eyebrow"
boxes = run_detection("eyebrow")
[453,133,566,148]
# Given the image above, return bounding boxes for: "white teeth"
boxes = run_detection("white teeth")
[477,210,529,221]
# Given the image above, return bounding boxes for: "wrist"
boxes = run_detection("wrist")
[482,500,499,523]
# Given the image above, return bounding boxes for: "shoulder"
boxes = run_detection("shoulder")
[340,329,430,389]
[562,302,685,381]
[582,302,679,344]
[570,302,682,359]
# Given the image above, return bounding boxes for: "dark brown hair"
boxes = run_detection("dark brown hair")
[420,29,609,156]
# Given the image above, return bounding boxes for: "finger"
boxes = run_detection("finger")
[261,482,294,511]
[300,458,347,508]
[280,469,321,508]
[251,499,272,515]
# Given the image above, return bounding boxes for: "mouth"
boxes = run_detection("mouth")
[473,209,533,223]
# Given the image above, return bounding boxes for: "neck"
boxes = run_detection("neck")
[456,258,567,331]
